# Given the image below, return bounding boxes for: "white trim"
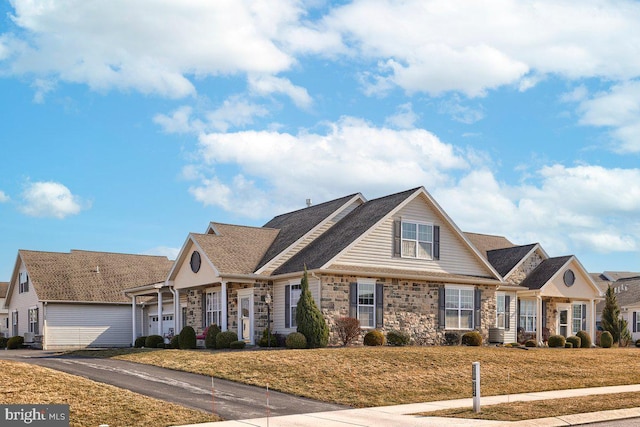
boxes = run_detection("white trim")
[237,288,254,345]
[444,284,475,330]
[400,220,434,260]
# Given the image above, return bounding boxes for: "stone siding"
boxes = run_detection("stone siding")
[507,251,544,285]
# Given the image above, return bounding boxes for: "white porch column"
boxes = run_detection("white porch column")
[536,295,543,345]
[590,299,596,345]
[131,295,137,346]
[157,290,164,337]
[222,281,228,331]
[174,288,180,335]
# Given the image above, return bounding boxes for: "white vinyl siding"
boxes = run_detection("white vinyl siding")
[45,304,132,350]
[7,263,40,338]
[331,196,492,276]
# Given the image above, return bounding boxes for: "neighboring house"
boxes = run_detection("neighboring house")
[131,186,602,346]
[4,250,172,350]
[0,282,8,337]
[595,276,640,342]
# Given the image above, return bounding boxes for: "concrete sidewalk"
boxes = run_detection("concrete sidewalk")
[177,384,640,426]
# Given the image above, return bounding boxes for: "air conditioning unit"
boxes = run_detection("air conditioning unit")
[488,328,504,344]
[24,332,34,343]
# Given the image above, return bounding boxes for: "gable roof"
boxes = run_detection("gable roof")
[519,256,573,290]
[610,276,640,308]
[10,250,173,303]
[190,223,280,275]
[273,188,421,275]
[487,244,538,277]
[464,232,515,258]
[0,282,8,298]
[256,193,362,270]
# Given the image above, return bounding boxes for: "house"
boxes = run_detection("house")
[4,249,172,350]
[0,282,8,337]
[595,276,640,342]
[133,186,603,346]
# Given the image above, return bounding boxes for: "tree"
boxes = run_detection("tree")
[296,266,329,348]
[601,285,631,346]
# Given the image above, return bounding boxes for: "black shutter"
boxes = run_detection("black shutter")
[375,283,384,328]
[433,225,440,260]
[474,288,481,329]
[393,220,402,257]
[201,291,207,329]
[284,285,291,328]
[633,312,637,333]
[349,283,358,319]
[505,295,511,330]
[581,304,587,331]
[438,285,445,329]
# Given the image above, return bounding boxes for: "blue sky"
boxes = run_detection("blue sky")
[1,0,639,280]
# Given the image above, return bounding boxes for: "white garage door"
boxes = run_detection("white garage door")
[45,304,131,350]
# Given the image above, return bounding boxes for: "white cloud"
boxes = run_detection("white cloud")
[20,181,88,219]
[154,106,204,135]
[248,75,313,109]
[31,78,56,103]
[385,103,419,129]
[0,190,9,203]
[143,246,180,260]
[438,96,485,124]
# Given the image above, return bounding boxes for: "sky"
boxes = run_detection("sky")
[1,0,639,281]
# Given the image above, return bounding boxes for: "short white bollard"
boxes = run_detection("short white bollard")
[472,361,480,413]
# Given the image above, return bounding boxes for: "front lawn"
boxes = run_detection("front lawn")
[99,346,640,408]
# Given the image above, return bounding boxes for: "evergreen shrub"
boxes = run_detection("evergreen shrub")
[296,268,329,348]
[230,340,246,349]
[386,330,410,346]
[216,331,238,349]
[7,336,24,350]
[134,336,147,348]
[363,330,385,346]
[566,336,581,349]
[548,335,566,348]
[258,328,278,347]
[576,330,592,348]
[179,326,197,350]
[205,324,221,349]
[145,335,164,348]
[0,336,8,349]
[565,342,573,348]
[461,331,482,346]
[285,332,307,349]
[600,331,613,348]
[169,335,180,349]
[524,339,537,348]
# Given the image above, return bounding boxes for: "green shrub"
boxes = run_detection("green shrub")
[566,336,581,349]
[601,331,613,348]
[179,326,197,350]
[156,343,166,349]
[7,336,24,350]
[296,268,329,348]
[636,339,640,348]
[258,328,278,347]
[0,336,8,349]
[565,342,573,348]
[461,331,483,346]
[216,331,238,349]
[548,335,566,348]
[386,330,410,346]
[205,324,221,349]
[524,339,537,348]
[285,332,307,349]
[334,317,361,346]
[145,335,164,348]
[169,335,180,349]
[230,340,246,349]
[134,336,147,348]
[363,330,385,346]
[576,330,592,348]
[444,331,461,346]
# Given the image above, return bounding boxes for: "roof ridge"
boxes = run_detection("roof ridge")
[266,192,361,221]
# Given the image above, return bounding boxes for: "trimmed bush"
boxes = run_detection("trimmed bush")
[566,336,581,349]
[335,317,361,346]
[205,324,221,349]
[363,330,385,346]
[386,330,410,346]
[601,331,613,348]
[548,335,566,348]
[565,342,573,348]
[636,339,640,348]
[179,326,197,350]
[169,335,180,349]
[296,268,330,348]
[156,343,166,349]
[134,336,147,348]
[285,332,307,349]
[230,340,246,349]
[0,336,8,349]
[524,339,537,348]
[145,335,164,349]
[216,331,238,349]
[461,331,483,346]
[7,336,24,350]
[444,331,461,346]
[258,328,278,347]
[576,330,592,348]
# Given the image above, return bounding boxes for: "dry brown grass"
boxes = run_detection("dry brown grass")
[0,360,220,427]
[420,392,640,421]
[102,346,640,408]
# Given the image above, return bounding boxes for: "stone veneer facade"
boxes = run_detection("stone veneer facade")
[506,250,544,285]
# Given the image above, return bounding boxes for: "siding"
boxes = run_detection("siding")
[7,267,40,337]
[333,196,492,277]
[273,276,321,334]
[45,304,132,349]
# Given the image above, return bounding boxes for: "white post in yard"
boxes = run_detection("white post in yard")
[472,361,481,413]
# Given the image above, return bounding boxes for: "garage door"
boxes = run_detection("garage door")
[45,304,131,350]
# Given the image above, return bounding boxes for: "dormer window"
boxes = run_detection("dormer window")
[19,272,29,293]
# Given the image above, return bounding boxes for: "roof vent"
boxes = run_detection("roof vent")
[306,198,312,207]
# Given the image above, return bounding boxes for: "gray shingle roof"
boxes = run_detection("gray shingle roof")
[610,276,640,307]
[192,223,279,275]
[0,282,8,297]
[273,188,421,275]
[519,256,573,290]
[487,244,538,277]
[18,250,173,303]
[256,193,360,270]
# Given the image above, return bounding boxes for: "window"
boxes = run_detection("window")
[572,303,586,335]
[205,291,222,327]
[19,272,29,293]
[29,308,39,335]
[401,221,433,259]
[635,312,640,334]
[445,287,474,329]
[349,281,383,329]
[12,311,18,337]
[519,300,536,332]
[288,284,302,328]
[357,283,375,328]
[496,294,506,329]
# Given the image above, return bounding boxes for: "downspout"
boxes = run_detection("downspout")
[43,301,47,351]
[169,284,179,335]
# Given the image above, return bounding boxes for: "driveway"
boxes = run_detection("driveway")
[0,350,347,421]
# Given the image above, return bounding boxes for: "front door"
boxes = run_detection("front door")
[559,307,569,337]
[237,289,254,344]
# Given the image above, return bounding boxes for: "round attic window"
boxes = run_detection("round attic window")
[190,251,201,273]
[563,269,575,287]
